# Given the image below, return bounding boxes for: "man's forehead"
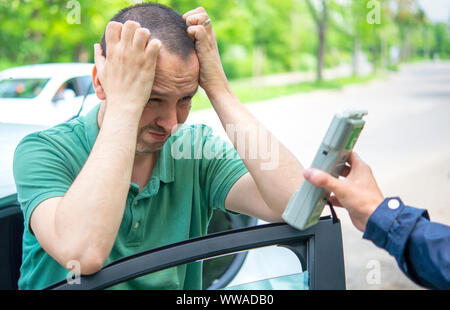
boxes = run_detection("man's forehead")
[156,46,199,72]
[150,48,199,95]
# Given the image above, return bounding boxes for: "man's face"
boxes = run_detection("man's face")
[136,48,199,155]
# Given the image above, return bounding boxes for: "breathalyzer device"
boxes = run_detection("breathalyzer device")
[282,110,368,231]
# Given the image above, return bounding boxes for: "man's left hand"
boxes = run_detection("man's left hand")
[183,7,229,98]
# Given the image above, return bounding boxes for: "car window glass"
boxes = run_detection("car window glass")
[53,76,93,101]
[119,245,305,290]
[76,76,94,96]
[223,272,309,290]
[221,245,305,290]
[203,211,258,289]
[0,78,49,99]
[203,252,239,289]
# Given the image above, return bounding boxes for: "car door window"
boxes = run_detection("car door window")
[220,245,305,290]
[75,76,94,97]
[223,272,309,290]
[203,211,258,289]
[0,78,49,99]
[113,245,305,290]
[53,76,93,102]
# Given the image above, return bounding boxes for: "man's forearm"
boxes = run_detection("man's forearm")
[207,87,304,215]
[54,105,141,269]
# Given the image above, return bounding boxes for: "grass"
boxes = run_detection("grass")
[191,73,379,111]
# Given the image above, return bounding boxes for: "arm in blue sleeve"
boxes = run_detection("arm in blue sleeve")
[363,197,450,290]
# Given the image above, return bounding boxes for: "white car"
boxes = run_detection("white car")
[0,63,99,126]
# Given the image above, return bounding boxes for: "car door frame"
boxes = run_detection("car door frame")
[46,217,346,290]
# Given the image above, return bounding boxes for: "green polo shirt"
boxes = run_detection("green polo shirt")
[13,104,248,290]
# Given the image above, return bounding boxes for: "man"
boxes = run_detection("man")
[13,3,304,289]
[304,152,450,289]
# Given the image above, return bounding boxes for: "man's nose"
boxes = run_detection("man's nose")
[155,105,179,134]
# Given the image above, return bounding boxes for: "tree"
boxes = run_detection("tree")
[305,0,328,82]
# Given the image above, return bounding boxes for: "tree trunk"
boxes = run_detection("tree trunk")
[372,45,378,73]
[75,44,89,63]
[352,37,360,76]
[380,37,387,70]
[423,26,430,59]
[317,23,326,82]
[305,0,327,82]
[253,46,265,77]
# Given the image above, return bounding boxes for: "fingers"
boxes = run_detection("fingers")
[185,12,209,27]
[303,168,344,196]
[329,194,343,208]
[93,44,105,69]
[144,39,162,68]
[183,7,213,42]
[340,152,367,178]
[186,25,208,42]
[104,21,123,54]
[133,27,151,50]
[183,7,207,21]
[105,20,158,56]
[121,20,141,45]
[340,163,351,178]
[348,152,368,169]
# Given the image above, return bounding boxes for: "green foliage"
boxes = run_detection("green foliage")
[0,0,448,78]
[431,22,450,57]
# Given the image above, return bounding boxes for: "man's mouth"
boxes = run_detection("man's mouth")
[148,131,169,141]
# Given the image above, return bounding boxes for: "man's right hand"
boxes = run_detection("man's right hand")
[94,21,162,113]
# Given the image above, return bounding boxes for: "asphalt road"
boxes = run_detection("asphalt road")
[187,61,450,290]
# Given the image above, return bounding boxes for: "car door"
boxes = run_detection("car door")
[45,217,346,290]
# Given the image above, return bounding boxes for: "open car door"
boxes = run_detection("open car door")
[45,217,346,290]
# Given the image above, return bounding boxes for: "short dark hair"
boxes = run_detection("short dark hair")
[100,2,195,59]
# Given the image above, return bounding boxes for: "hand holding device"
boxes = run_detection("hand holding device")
[283,110,367,230]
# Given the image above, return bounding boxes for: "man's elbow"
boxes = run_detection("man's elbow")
[79,252,106,275]
[62,248,107,276]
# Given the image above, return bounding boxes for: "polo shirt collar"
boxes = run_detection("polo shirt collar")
[83,104,174,185]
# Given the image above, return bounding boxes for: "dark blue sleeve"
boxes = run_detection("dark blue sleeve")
[363,197,450,290]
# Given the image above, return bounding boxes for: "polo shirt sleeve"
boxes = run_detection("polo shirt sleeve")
[197,126,248,214]
[13,133,74,233]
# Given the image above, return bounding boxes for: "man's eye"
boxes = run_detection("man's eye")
[178,97,192,106]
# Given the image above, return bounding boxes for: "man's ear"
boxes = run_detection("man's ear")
[92,65,106,101]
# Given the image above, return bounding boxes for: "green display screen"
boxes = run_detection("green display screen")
[345,125,364,150]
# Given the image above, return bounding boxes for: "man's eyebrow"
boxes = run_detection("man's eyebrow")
[149,90,164,97]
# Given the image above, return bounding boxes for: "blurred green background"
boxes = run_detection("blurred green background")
[0,0,449,102]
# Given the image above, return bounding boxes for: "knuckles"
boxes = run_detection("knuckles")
[136,27,151,38]
[106,21,123,31]
[123,20,141,29]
